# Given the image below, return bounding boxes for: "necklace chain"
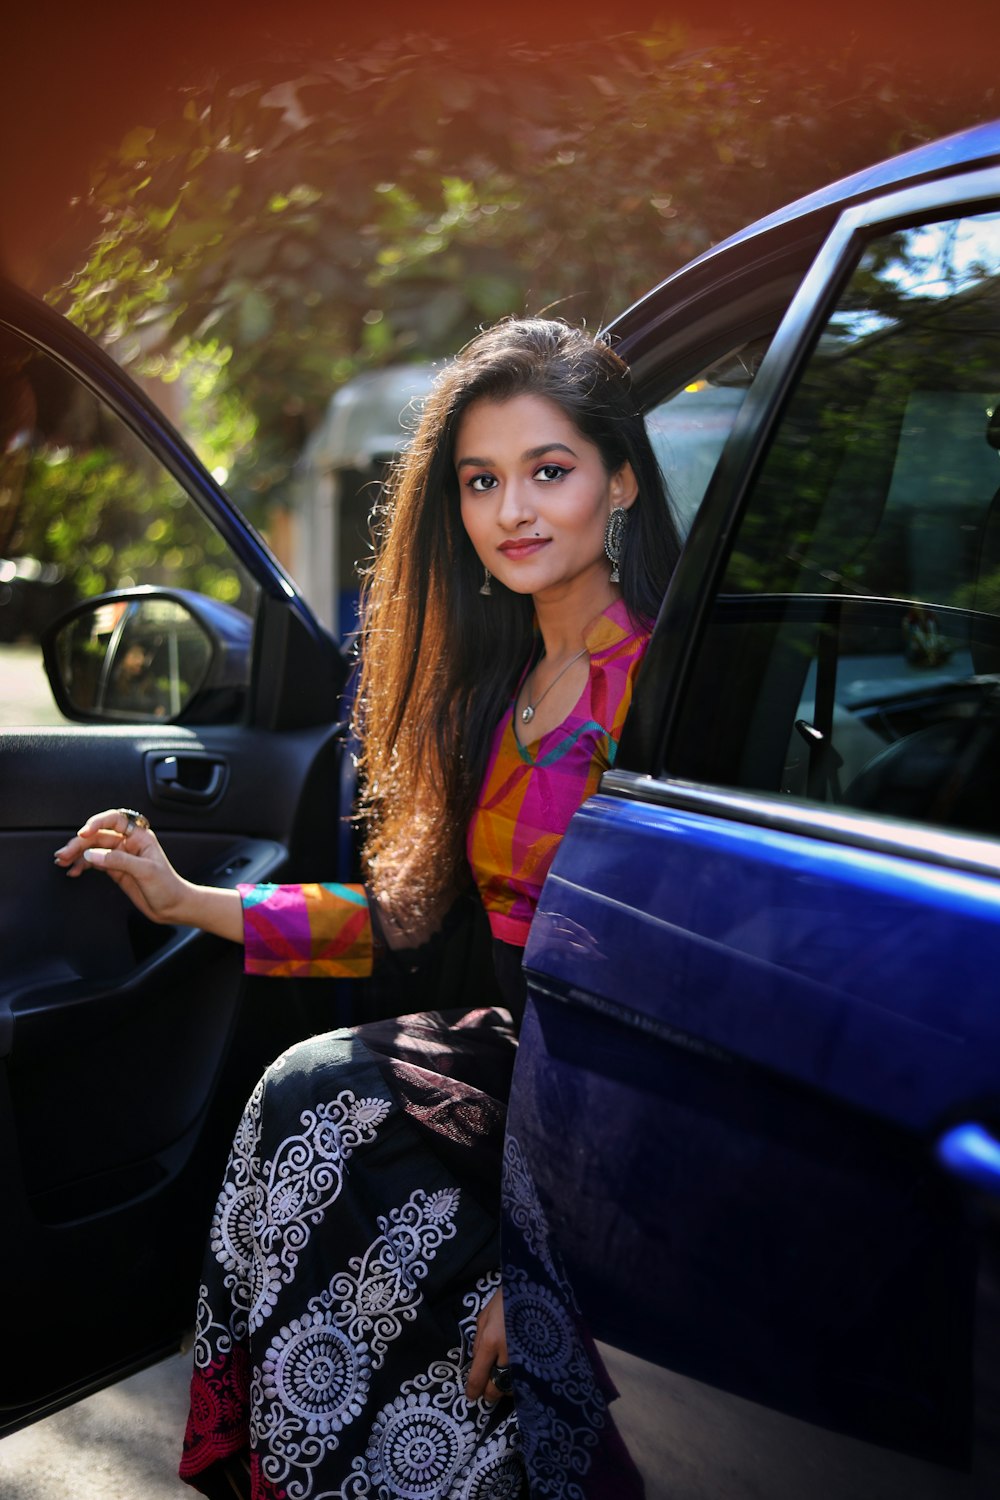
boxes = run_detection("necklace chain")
[520,647,588,725]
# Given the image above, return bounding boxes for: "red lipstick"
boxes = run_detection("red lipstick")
[498,539,549,557]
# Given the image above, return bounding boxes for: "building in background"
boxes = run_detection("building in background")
[292,365,436,637]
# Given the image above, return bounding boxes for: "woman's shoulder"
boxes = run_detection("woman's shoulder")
[582,598,651,742]
[584,596,652,669]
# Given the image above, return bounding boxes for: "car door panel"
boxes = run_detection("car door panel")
[511,793,1000,1490]
[0,712,358,1430]
[0,278,362,1431]
[527,794,1000,1129]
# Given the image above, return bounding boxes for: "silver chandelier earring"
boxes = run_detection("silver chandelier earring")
[480,567,492,596]
[604,507,628,584]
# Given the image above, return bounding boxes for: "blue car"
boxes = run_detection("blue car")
[0,120,998,1500]
[505,123,1000,1496]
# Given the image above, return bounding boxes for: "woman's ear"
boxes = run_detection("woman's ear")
[611,461,639,510]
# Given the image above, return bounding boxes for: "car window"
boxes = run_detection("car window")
[0,326,258,726]
[644,338,770,537]
[665,207,1000,839]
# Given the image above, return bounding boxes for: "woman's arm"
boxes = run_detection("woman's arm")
[54,808,454,974]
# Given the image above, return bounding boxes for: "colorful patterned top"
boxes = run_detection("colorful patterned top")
[466,597,648,945]
[239,598,649,976]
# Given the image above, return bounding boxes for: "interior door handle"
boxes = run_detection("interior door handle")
[936,1122,1000,1197]
[147,752,228,805]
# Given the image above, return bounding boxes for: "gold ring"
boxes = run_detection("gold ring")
[118,808,150,837]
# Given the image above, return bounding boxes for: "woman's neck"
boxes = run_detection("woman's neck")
[533,575,620,661]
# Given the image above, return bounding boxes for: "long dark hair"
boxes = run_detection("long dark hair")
[356,317,680,928]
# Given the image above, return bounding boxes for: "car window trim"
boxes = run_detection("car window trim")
[620,164,1000,779]
[601,767,1000,883]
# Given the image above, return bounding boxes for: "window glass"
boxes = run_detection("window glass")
[644,338,769,536]
[666,209,1000,839]
[0,326,258,726]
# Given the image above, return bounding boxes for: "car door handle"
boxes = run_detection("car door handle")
[936,1122,1000,1197]
[147,752,228,805]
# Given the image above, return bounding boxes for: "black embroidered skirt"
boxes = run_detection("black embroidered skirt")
[179,1007,526,1500]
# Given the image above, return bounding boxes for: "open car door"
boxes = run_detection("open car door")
[0,282,359,1433]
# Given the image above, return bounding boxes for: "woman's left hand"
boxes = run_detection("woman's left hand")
[465,1287,511,1402]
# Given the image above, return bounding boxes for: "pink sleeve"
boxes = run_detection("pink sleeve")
[237,882,373,978]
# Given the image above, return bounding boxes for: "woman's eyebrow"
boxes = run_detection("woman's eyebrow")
[455,441,577,471]
[523,442,577,461]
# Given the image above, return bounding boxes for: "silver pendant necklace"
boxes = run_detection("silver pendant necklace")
[521,647,589,725]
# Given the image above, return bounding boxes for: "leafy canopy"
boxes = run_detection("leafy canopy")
[57,27,997,518]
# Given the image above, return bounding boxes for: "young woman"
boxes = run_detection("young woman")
[55,318,680,1500]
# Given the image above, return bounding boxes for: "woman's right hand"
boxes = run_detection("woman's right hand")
[54,808,194,926]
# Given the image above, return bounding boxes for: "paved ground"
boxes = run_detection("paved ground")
[0,643,66,726]
[0,1353,193,1499]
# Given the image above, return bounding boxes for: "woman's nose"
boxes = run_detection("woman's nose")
[497,479,535,528]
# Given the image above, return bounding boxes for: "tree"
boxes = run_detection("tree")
[55,26,998,521]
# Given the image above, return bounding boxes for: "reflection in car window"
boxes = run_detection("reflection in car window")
[0,327,258,726]
[666,209,1000,839]
[644,338,769,537]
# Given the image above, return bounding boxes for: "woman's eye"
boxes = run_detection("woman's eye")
[468,473,497,493]
[536,464,569,482]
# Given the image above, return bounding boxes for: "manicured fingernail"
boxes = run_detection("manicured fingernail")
[83,849,102,863]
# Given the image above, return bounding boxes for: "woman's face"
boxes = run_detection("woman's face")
[455,394,636,607]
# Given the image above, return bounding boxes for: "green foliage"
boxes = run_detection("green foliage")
[54,27,998,521]
[12,446,246,606]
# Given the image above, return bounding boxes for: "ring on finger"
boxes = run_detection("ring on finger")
[489,1363,514,1395]
[118,807,150,838]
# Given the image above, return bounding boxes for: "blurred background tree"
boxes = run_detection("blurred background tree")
[44,24,998,529]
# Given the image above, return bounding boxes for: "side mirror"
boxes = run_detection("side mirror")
[41,588,252,724]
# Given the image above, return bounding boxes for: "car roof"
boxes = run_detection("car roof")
[709,118,1000,256]
[608,117,1000,343]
